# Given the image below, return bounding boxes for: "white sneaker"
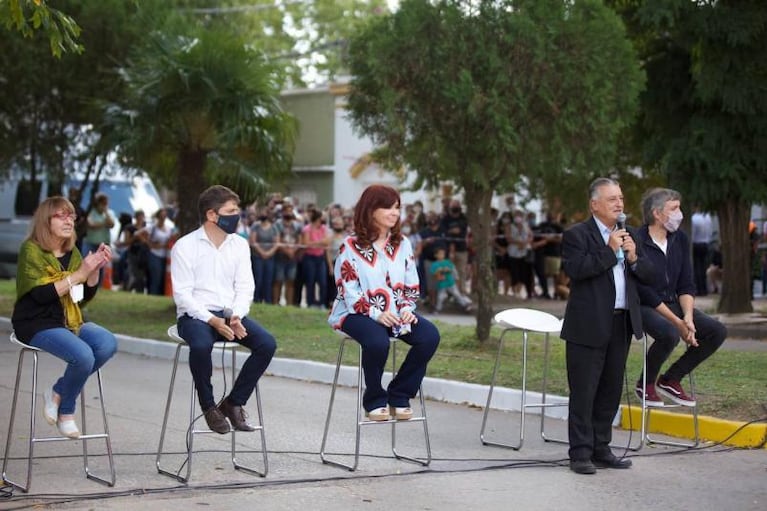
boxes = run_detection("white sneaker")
[56,417,80,439]
[43,388,58,425]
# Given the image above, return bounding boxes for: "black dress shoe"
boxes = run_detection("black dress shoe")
[569,459,597,475]
[218,399,256,432]
[203,406,230,434]
[592,453,632,469]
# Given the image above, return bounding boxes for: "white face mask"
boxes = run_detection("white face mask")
[402,226,412,235]
[663,209,683,232]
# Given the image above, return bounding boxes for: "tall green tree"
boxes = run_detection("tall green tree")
[609,0,767,313]
[346,0,644,341]
[112,25,296,235]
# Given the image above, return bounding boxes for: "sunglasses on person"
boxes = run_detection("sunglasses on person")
[51,212,77,222]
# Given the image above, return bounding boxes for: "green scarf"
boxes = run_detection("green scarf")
[16,239,84,334]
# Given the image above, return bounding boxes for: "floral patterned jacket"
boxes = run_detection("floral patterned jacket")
[327,234,420,331]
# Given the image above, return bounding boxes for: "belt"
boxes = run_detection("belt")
[613,309,627,315]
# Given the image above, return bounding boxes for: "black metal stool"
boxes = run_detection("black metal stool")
[155,325,268,483]
[2,332,115,492]
[320,333,431,471]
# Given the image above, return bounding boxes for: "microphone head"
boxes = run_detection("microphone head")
[222,307,233,319]
[617,212,627,228]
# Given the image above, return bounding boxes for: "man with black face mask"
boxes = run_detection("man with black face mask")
[170,185,276,434]
[440,199,470,294]
[417,212,447,307]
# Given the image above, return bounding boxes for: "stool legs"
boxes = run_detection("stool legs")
[644,372,700,448]
[612,334,700,451]
[320,336,431,471]
[481,329,567,450]
[2,349,115,493]
[156,343,268,483]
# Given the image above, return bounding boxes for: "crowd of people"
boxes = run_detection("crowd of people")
[206,192,574,312]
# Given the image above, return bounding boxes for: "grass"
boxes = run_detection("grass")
[0,280,765,422]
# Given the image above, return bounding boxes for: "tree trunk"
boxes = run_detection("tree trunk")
[716,198,753,313]
[176,147,208,236]
[463,185,496,343]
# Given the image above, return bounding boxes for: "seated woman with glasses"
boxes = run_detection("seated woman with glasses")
[11,196,117,438]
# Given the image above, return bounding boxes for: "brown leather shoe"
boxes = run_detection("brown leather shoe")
[203,406,230,434]
[218,399,256,432]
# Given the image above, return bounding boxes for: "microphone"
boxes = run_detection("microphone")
[222,307,233,326]
[617,212,626,230]
[615,213,626,262]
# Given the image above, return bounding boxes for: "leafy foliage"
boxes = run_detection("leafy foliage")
[609,0,767,312]
[111,24,297,233]
[0,0,82,57]
[346,0,644,340]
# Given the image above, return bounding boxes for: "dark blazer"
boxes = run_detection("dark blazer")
[560,217,654,346]
[635,225,696,307]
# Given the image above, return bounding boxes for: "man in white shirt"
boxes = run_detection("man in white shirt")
[171,185,276,434]
[691,207,713,296]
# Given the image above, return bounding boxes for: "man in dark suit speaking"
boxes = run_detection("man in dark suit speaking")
[560,177,653,475]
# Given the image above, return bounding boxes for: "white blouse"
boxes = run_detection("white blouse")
[327,234,420,334]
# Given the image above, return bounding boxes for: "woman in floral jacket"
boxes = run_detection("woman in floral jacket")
[328,185,440,422]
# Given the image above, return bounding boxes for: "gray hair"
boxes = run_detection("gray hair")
[641,188,682,225]
[588,177,620,201]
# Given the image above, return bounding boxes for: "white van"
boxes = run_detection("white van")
[0,170,165,278]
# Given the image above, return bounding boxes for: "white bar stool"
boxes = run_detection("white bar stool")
[2,332,115,492]
[320,333,431,471]
[155,325,268,483]
[626,334,700,450]
[480,308,565,450]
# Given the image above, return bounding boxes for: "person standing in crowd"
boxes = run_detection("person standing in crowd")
[171,185,276,434]
[531,213,564,300]
[12,197,117,438]
[417,211,447,306]
[328,184,439,421]
[249,206,280,303]
[68,188,88,253]
[301,209,330,308]
[325,215,347,308]
[274,209,301,306]
[440,199,470,294]
[83,192,114,257]
[691,206,713,296]
[124,210,149,293]
[633,188,727,408]
[494,211,512,295]
[145,208,173,296]
[560,177,653,475]
[505,210,534,299]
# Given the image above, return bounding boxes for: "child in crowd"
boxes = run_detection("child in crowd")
[430,247,473,313]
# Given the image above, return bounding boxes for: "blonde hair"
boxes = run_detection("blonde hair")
[28,196,77,253]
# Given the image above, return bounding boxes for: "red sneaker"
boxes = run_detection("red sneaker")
[656,377,696,407]
[635,381,664,407]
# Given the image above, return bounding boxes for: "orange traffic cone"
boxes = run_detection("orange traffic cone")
[102,259,113,290]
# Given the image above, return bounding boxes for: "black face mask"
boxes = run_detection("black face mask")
[450,207,461,215]
[258,215,268,222]
[216,213,240,234]
[332,227,344,233]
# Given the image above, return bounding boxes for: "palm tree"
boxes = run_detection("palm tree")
[112,26,296,234]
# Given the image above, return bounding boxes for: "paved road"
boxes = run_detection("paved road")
[1,323,765,510]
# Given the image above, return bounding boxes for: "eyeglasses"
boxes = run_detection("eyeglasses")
[51,212,77,222]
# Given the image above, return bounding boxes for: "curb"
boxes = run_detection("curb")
[620,405,767,449]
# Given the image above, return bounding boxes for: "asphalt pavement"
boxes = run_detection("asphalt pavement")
[1,318,765,511]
